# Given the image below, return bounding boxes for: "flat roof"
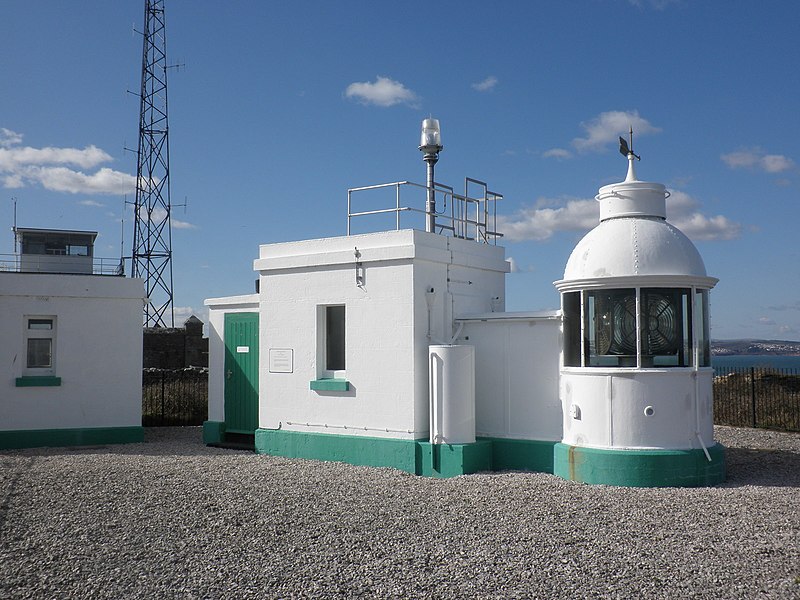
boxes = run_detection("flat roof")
[14,227,98,238]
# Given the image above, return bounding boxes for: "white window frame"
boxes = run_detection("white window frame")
[24,316,56,376]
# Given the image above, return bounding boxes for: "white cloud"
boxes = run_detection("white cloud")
[35,166,135,195]
[0,128,23,147]
[0,131,135,196]
[0,144,111,171]
[142,205,197,230]
[666,190,741,241]
[472,76,498,92]
[572,110,661,152]
[345,76,419,108]
[172,218,197,230]
[542,148,572,160]
[497,190,741,243]
[498,196,599,241]
[721,147,795,174]
[78,199,106,207]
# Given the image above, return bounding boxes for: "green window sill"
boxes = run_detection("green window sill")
[16,376,62,387]
[310,378,349,392]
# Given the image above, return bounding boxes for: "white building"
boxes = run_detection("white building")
[204,131,726,486]
[0,228,145,449]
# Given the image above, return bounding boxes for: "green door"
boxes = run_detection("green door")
[224,312,259,434]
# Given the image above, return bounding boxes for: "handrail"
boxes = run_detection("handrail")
[0,254,125,276]
[347,178,503,244]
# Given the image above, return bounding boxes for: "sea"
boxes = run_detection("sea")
[712,355,800,371]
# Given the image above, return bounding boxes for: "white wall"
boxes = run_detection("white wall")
[560,369,715,450]
[204,294,259,423]
[459,313,562,442]
[253,230,509,440]
[0,273,144,431]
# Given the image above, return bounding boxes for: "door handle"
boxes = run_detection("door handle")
[226,370,233,379]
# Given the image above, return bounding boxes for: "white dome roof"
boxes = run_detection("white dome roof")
[562,217,707,280]
[555,155,717,290]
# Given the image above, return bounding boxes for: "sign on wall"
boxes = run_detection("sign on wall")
[269,348,294,373]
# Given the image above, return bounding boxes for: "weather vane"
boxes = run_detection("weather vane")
[619,126,641,161]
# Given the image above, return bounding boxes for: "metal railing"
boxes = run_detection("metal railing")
[714,366,800,431]
[347,178,503,244]
[142,368,208,426]
[0,254,125,276]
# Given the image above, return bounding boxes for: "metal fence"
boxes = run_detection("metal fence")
[714,367,800,431]
[140,365,799,432]
[142,368,208,426]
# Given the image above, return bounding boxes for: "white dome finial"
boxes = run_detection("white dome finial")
[625,152,638,182]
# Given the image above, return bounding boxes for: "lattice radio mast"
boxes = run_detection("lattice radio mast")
[132,0,174,327]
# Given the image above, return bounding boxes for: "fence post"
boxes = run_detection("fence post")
[161,370,166,425]
[750,367,756,428]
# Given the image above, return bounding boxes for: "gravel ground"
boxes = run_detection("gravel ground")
[1,426,798,599]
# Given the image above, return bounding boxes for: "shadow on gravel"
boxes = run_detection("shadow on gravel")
[0,428,246,459]
[722,447,800,488]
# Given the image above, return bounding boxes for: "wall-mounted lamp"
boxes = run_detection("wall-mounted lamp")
[419,118,443,233]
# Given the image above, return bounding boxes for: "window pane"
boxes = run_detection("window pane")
[562,292,581,367]
[28,318,53,330]
[641,288,691,367]
[326,305,345,371]
[27,338,52,368]
[587,289,637,367]
[696,290,710,367]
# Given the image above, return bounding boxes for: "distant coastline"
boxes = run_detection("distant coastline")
[711,339,800,356]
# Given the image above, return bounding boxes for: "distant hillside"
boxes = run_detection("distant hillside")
[711,339,800,356]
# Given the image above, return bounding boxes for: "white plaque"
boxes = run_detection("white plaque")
[269,348,294,373]
[236,346,249,353]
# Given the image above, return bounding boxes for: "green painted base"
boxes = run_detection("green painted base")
[417,441,493,478]
[481,437,557,473]
[254,429,492,478]
[248,428,726,486]
[256,428,418,473]
[203,420,225,444]
[553,443,726,487]
[0,426,144,450]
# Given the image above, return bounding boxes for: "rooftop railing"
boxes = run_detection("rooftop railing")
[0,254,125,276]
[347,177,503,244]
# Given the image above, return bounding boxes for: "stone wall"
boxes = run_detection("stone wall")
[143,315,208,368]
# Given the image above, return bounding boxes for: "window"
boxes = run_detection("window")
[695,290,711,367]
[641,289,690,367]
[316,305,346,378]
[562,287,707,369]
[24,317,56,375]
[562,292,581,367]
[586,289,637,367]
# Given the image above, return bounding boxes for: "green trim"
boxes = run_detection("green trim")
[481,437,557,473]
[252,428,725,486]
[309,378,350,392]
[203,420,226,444]
[255,429,491,477]
[416,441,493,478]
[553,443,726,487]
[0,426,144,450]
[257,428,417,472]
[15,376,62,387]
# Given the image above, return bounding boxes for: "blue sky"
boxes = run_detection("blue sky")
[1,1,798,340]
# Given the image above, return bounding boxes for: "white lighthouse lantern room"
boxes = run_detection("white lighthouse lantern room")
[553,145,725,486]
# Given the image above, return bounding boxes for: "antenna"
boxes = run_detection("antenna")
[12,197,17,254]
[131,0,176,327]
